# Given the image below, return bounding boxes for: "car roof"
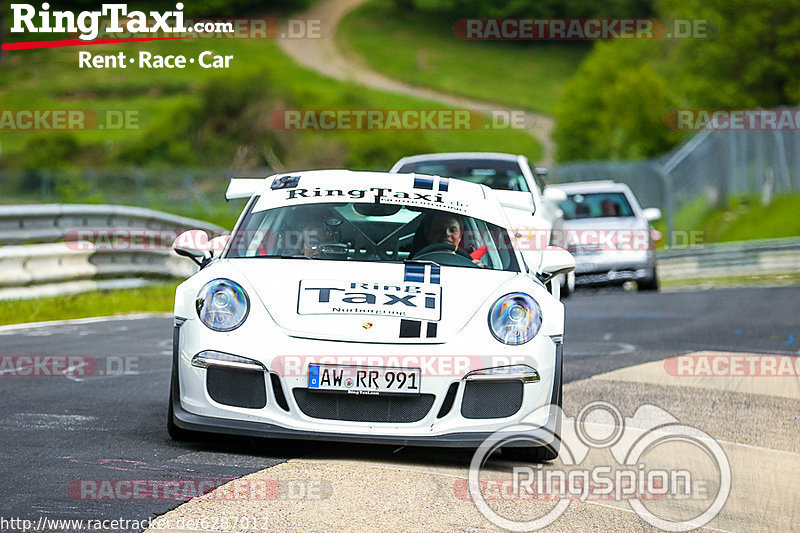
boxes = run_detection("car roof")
[392,152,525,166]
[548,180,632,193]
[227,169,512,228]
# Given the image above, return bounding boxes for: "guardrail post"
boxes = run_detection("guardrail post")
[652,163,675,249]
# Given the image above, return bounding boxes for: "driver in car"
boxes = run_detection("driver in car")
[415,212,484,267]
[299,222,325,258]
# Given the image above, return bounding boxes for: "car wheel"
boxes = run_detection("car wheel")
[503,375,562,463]
[167,382,202,441]
[637,268,659,292]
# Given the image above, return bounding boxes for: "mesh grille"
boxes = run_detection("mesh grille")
[206,367,267,409]
[292,389,434,423]
[461,380,523,419]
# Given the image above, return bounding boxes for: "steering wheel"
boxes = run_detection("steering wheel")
[411,243,479,267]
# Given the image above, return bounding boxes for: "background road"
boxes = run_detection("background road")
[1,286,798,531]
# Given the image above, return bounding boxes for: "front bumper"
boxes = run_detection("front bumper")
[573,251,656,286]
[170,319,563,448]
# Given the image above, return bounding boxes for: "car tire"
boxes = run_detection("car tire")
[637,268,659,292]
[503,375,562,463]
[167,382,202,441]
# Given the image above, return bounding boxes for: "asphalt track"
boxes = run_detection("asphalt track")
[1,286,798,531]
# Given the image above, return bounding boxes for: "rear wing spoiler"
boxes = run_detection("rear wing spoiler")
[493,189,535,214]
[225,178,267,200]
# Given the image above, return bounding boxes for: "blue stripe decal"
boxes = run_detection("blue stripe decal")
[404,263,425,282]
[438,178,449,192]
[413,176,434,190]
[430,265,441,284]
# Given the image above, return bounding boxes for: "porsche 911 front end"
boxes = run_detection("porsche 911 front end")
[168,170,572,454]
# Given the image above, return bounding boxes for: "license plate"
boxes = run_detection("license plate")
[308,364,421,395]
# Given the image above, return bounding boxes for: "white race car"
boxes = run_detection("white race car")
[168,170,574,461]
[390,152,575,297]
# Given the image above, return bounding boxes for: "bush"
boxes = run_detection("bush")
[553,41,682,161]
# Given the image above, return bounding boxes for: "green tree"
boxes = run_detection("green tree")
[554,41,680,161]
[662,0,800,107]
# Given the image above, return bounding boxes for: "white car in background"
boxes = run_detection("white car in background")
[549,180,662,291]
[390,152,574,297]
[169,170,575,462]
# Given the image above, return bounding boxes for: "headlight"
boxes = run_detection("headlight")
[488,293,542,345]
[196,278,249,331]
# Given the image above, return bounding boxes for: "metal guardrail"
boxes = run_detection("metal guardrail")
[657,237,800,281]
[0,204,224,300]
[0,204,222,245]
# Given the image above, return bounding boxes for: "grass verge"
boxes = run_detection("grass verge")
[0,282,178,326]
[660,273,800,291]
[0,29,542,169]
[338,0,589,115]
[654,193,800,245]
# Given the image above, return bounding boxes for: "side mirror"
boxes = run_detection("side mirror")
[543,187,567,204]
[643,207,662,222]
[208,234,231,257]
[537,246,575,284]
[173,230,211,266]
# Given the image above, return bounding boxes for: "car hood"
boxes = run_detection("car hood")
[558,216,650,253]
[226,259,518,343]
[561,216,647,231]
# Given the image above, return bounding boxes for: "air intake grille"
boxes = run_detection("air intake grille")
[270,373,290,412]
[292,389,434,423]
[206,367,267,409]
[461,380,523,419]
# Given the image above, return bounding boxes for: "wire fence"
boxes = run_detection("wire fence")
[551,113,800,243]
[3,116,800,245]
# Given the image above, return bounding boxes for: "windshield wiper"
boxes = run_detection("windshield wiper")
[403,258,441,267]
[255,254,314,259]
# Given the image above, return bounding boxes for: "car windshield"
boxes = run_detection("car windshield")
[225,200,520,272]
[397,159,530,192]
[560,192,634,219]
